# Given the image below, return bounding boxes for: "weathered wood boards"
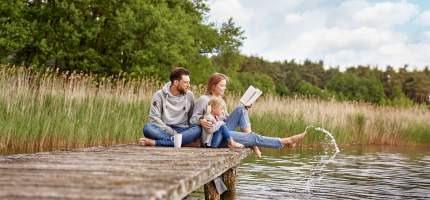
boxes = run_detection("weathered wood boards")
[0,145,250,200]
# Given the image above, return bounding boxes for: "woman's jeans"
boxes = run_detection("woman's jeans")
[142,124,201,147]
[221,106,283,148]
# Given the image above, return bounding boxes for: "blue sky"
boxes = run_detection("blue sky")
[207,0,430,70]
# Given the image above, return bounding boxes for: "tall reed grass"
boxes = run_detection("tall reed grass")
[0,66,160,154]
[1,65,429,154]
[240,95,430,146]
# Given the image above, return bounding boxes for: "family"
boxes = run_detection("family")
[139,67,306,157]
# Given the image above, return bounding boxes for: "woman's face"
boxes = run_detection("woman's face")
[212,79,227,96]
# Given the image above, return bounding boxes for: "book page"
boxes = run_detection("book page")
[240,85,255,106]
[247,88,262,106]
[240,85,262,106]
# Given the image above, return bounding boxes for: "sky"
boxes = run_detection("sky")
[206,0,430,70]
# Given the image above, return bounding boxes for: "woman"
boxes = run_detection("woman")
[190,73,306,157]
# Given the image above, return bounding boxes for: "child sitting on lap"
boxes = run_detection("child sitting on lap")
[203,97,244,148]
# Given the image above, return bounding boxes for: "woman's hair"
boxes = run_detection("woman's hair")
[207,96,225,114]
[206,73,229,95]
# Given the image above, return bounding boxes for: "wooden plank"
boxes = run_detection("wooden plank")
[0,145,250,200]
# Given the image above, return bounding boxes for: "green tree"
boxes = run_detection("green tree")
[237,72,275,94]
[211,17,246,91]
[326,73,386,104]
[0,1,32,63]
[1,0,221,79]
[296,81,330,99]
[275,83,290,96]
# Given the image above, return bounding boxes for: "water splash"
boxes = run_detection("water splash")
[303,125,340,193]
[303,125,339,153]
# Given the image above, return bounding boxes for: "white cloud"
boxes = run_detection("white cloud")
[207,0,252,25]
[352,1,419,28]
[293,27,406,53]
[323,42,430,68]
[325,0,370,29]
[415,10,430,26]
[207,0,430,70]
[423,31,430,41]
[284,13,304,24]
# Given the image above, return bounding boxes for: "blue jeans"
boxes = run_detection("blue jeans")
[210,125,232,148]
[222,106,283,148]
[225,105,251,130]
[143,123,201,147]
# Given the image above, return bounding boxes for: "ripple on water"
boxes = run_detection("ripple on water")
[235,146,430,200]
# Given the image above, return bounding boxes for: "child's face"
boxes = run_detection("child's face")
[211,105,223,117]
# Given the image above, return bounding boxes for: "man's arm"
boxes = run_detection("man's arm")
[148,93,177,136]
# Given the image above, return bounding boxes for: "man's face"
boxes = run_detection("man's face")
[174,75,190,94]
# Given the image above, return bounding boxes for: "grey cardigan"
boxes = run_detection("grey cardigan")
[190,95,228,125]
[191,95,229,145]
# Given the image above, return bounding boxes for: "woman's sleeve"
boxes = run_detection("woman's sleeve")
[220,103,230,122]
[190,97,207,125]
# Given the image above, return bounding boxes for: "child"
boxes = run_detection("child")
[203,97,244,148]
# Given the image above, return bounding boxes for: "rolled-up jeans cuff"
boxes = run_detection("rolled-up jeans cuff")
[278,138,284,147]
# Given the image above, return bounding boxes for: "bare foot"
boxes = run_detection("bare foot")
[139,137,156,146]
[228,139,244,148]
[252,146,262,158]
[282,131,306,148]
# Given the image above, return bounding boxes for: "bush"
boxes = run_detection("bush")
[237,72,275,93]
[275,83,290,96]
[296,81,330,99]
[326,73,386,104]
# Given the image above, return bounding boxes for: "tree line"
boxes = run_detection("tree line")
[240,57,430,106]
[1,0,429,106]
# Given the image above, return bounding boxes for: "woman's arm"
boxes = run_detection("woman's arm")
[190,96,213,129]
[190,97,206,125]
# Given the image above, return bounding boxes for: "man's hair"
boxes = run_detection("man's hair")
[170,67,189,83]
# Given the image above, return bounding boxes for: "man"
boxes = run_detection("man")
[139,67,201,146]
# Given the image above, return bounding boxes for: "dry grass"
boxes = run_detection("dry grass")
[235,95,430,146]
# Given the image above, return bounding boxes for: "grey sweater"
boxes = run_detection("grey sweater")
[148,82,194,136]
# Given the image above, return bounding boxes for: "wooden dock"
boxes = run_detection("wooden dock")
[0,144,251,200]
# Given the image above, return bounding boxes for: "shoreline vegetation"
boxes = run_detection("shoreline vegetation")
[1,66,429,155]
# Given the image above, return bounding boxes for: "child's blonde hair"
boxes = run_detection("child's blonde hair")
[207,96,225,114]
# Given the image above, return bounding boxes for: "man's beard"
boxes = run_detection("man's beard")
[178,87,187,95]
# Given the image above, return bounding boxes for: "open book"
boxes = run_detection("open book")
[240,85,262,106]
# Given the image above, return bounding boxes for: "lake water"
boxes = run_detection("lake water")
[189,145,430,199]
[235,146,430,199]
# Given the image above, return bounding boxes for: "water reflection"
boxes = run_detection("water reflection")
[236,146,430,200]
